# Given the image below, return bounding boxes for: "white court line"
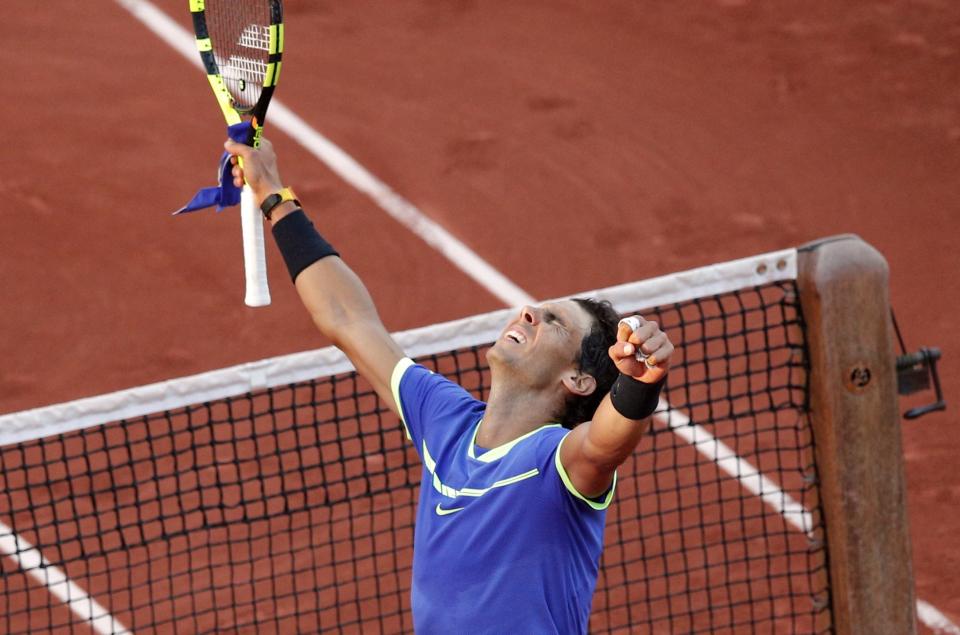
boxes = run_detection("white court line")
[97,2,949,633]
[114,0,534,309]
[0,521,131,635]
[918,600,960,635]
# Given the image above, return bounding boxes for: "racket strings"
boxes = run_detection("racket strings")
[238,24,272,51]
[206,1,272,111]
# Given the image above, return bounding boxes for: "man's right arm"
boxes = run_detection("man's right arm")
[291,255,405,414]
[225,138,405,415]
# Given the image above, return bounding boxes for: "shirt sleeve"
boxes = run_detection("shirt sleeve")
[390,358,484,458]
[546,430,617,512]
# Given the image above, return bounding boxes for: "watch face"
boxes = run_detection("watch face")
[261,194,282,219]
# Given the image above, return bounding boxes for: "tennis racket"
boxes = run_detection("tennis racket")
[189,0,284,307]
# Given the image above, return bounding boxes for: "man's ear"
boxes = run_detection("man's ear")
[561,370,597,397]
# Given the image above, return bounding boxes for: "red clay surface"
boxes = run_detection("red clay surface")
[2,0,958,631]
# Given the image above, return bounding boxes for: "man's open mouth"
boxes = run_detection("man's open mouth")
[504,329,527,344]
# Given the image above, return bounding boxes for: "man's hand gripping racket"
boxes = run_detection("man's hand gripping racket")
[610,316,674,384]
[225,139,284,214]
[176,0,285,307]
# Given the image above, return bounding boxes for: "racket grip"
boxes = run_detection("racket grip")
[241,186,271,307]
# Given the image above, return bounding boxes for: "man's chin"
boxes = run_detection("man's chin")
[486,344,518,370]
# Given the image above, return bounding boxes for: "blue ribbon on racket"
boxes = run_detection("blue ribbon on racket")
[173,122,255,215]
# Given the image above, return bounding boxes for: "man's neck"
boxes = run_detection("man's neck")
[477,381,563,449]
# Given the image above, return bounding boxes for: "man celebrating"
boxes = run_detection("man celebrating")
[226,138,675,634]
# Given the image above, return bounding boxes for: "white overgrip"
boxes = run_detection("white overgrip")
[241,185,271,306]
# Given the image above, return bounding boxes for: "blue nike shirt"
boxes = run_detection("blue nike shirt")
[391,358,616,634]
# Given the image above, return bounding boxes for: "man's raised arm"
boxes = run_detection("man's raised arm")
[560,316,674,498]
[225,138,405,414]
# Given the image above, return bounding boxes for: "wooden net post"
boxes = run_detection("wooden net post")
[797,235,916,634]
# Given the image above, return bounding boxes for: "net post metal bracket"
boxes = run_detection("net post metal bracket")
[797,234,917,635]
[897,346,947,419]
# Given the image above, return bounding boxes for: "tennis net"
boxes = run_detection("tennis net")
[0,247,832,633]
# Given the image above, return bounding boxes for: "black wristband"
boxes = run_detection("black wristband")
[610,374,665,420]
[271,209,340,282]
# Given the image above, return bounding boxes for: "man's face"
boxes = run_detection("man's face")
[487,300,595,389]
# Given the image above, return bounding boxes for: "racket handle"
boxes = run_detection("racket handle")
[241,185,271,307]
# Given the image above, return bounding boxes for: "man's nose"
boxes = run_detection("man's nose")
[521,306,540,325]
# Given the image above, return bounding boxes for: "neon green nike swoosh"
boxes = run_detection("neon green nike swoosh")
[435,503,465,516]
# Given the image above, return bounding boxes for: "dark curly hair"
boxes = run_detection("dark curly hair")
[556,298,620,429]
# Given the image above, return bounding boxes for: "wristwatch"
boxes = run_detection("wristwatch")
[260,187,300,220]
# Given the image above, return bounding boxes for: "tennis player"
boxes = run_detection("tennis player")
[226,138,675,634]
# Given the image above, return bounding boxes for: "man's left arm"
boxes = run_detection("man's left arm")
[559,316,675,499]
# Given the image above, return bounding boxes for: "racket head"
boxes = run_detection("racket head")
[190,0,284,145]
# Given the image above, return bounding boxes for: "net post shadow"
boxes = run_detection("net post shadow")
[798,234,917,635]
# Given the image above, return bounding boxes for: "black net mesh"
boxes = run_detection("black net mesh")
[0,280,832,633]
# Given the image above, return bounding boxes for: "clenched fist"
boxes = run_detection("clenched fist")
[608,315,674,384]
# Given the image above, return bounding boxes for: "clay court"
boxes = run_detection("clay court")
[1,0,958,632]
